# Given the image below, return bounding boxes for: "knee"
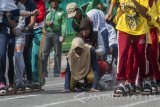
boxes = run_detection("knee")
[87,70,94,83]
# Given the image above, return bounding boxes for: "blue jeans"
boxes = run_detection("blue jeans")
[110,44,118,65]
[42,32,62,75]
[101,29,109,60]
[0,31,9,84]
[8,36,15,85]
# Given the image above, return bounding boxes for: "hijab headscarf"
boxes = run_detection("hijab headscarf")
[0,0,17,11]
[67,37,92,81]
[86,9,106,32]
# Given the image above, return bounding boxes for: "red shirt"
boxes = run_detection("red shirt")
[34,0,46,23]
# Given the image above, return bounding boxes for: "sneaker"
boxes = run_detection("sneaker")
[151,80,158,94]
[0,82,7,96]
[128,83,136,94]
[8,84,15,94]
[16,85,25,94]
[25,81,32,92]
[33,82,41,91]
[141,81,152,95]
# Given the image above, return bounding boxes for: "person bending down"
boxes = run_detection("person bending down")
[64,37,99,92]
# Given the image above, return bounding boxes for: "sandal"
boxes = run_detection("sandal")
[128,83,136,94]
[113,84,130,97]
[141,81,152,95]
[16,86,25,94]
[151,80,158,94]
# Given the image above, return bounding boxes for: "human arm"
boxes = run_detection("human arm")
[61,12,67,43]
[64,60,71,92]
[22,15,36,32]
[105,0,117,20]
[90,47,99,90]
[131,0,148,18]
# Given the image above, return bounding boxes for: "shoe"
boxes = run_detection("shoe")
[141,81,152,95]
[33,82,41,91]
[54,73,60,77]
[128,83,136,94]
[8,84,15,94]
[0,82,7,96]
[25,81,32,92]
[113,83,130,97]
[151,80,158,94]
[16,85,25,94]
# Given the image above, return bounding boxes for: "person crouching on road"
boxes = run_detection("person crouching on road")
[64,37,99,92]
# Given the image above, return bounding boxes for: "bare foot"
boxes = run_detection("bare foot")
[90,88,99,92]
[61,89,70,93]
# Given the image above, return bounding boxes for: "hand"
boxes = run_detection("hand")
[22,27,29,32]
[90,88,99,92]
[105,12,112,20]
[59,36,64,43]
[45,21,54,27]
[11,28,16,35]
[31,9,39,16]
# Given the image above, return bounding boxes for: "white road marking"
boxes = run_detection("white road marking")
[44,83,64,87]
[32,93,113,107]
[0,95,38,102]
[117,97,160,107]
[0,83,64,102]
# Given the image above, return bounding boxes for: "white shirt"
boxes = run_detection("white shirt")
[0,0,17,11]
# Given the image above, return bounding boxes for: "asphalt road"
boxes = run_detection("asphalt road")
[2,53,160,107]
[1,72,160,107]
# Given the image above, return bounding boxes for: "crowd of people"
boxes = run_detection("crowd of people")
[0,0,160,98]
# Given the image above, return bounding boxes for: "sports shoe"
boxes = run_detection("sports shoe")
[0,82,7,96]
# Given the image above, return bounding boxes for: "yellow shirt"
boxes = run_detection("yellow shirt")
[116,0,149,35]
[155,0,160,42]
[158,32,160,43]
[156,0,160,20]
[147,1,160,31]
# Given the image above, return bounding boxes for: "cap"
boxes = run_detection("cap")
[66,2,78,18]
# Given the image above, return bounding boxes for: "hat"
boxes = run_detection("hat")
[66,2,78,18]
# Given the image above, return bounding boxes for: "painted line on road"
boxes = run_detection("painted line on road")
[0,95,38,102]
[0,83,64,102]
[117,97,160,107]
[44,83,64,87]
[32,93,113,107]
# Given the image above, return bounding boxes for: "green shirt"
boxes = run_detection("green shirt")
[45,7,67,36]
[85,0,101,13]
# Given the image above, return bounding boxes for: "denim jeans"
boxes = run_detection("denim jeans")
[101,28,109,61]
[0,31,9,85]
[42,32,62,75]
[7,36,15,85]
[23,35,33,82]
